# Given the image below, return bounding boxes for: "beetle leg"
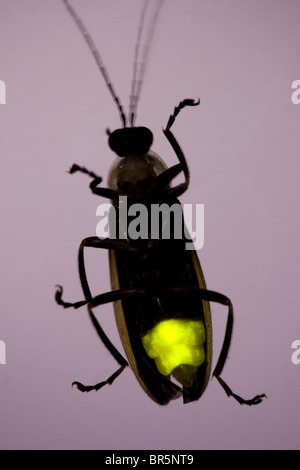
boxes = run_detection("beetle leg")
[144,131,190,200]
[72,365,127,393]
[145,99,200,200]
[161,128,191,200]
[72,305,128,392]
[68,163,118,201]
[161,286,267,406]
[165,98,200,132]
[55,285,147,310]
[154,99,200,199]
[55,238,139,308]
[158,98,200,200]
[78,237,139,301]
[197,289,267,406]
[55,285,87,309]
[216,376,267,406]
[143,163,183,200]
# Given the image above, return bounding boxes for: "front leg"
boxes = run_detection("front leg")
[146,98,200,200]
[165,98,200,132]
[161,99,200,199]
[69,163,118,201]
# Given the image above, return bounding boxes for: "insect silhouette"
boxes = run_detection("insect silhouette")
[55,0,266,405]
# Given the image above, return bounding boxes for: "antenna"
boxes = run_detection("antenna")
[129,0,165,127]
[62,0,127,127]
[129,0,150,127]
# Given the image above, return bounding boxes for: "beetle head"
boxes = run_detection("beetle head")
[108,127,153,157]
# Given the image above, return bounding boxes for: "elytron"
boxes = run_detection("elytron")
[56,0,266,405]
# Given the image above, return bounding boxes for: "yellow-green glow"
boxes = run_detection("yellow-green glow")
[141,319,206,376]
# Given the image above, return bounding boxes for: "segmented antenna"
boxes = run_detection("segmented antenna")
[62,0,127,127]
[129,0,165,127]
[129,0,150,127]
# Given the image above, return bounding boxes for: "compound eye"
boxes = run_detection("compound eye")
[135,127,153,154]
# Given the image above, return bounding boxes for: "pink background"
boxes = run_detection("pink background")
[1,0,300,450]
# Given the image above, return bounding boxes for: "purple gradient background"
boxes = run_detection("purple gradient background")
[1,0,300,450]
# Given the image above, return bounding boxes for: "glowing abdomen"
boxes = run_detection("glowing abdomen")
[141,319,206,387]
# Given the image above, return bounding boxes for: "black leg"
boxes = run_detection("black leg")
[144,99,200,200]
[77,236,139,301]
[68,164,118,201]
[71,305,128,393]
[144,163,183,199]
[199,289,266,406]
[161,129,190,199]
[55,237,138,392]
[55,285,148,311]
[165,98,200,132]
[55,237,137,308]
[216,376,267,406]
[55,286,131,392]
[73,365,127,392]
[159,286,267,406]
[151,98,201,200]
[55,285,87,309]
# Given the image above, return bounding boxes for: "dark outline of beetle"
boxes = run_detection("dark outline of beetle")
[55,0,266,406]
